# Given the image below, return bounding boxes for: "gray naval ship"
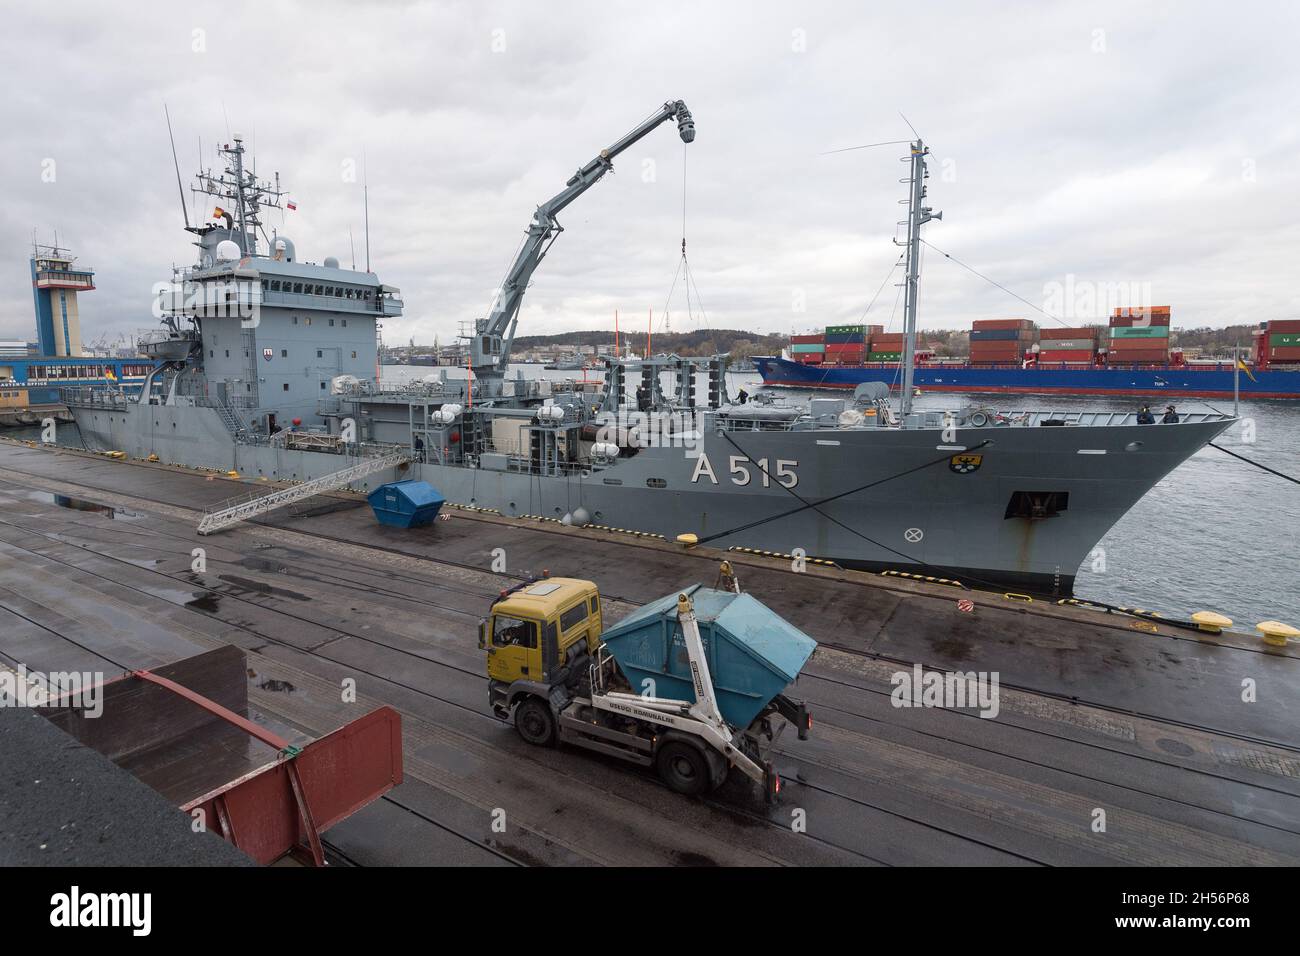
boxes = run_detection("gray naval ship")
[65,102,1234,594]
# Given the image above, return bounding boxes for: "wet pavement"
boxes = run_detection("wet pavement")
[1,438,1297,865]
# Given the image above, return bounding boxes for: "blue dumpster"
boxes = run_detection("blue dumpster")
[367,480,445,528]
[599,585,817,729]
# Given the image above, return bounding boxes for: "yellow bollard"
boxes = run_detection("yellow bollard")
[1256,621,1299,648]
[1190,611,1233,635]
[226,470,240,479]
[675,533,699,548]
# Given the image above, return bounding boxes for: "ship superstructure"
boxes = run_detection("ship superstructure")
[66,112,1234,594]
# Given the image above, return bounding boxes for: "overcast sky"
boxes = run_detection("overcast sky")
[2,0,1298,349]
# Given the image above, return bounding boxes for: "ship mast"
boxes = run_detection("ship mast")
[189,134,285,255]
[899,139,941,419]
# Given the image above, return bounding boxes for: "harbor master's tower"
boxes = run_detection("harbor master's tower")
[30,241,94,357]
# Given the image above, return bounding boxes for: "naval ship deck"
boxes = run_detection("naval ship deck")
[1,437,1296,866]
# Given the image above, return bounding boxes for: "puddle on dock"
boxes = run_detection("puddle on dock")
[17,489,143,520]
[186,593,221,612]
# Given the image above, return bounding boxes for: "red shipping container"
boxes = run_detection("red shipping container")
[1107,351,1170,362]
[824,342,865,353]
[1108,339,1170,351]
[866,325,884,335]
[791,334,824,344]
[1038,349,1096,361]
[1109,319,1171,330]
[1265,319,1300,332]
[972,319,1034,330]
[1268,347,1300,360]
[1040,327,1100,340]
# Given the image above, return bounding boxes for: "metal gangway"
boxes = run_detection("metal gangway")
[196,450,412,535]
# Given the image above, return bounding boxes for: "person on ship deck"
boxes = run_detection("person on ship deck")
[1136,405,1156,424]
[1162,405,1180,423]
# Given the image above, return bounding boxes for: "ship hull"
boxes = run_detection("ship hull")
[754,356,1300,399]
[67,399,1231,595]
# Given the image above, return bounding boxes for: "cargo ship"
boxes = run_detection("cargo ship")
[756,314,1300,399]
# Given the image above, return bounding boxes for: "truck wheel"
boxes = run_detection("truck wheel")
[514,697,556,747]
[656,741,710,796]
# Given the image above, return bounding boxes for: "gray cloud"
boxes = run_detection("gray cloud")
[2,0,1298,351]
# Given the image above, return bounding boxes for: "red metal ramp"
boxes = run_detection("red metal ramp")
[40,645,402,865]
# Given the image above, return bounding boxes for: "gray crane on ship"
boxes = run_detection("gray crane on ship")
[467,99,695,397]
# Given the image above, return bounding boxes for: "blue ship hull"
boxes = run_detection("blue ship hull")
[753,356,1300,399]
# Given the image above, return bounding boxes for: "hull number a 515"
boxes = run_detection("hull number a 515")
[690,453,799,488]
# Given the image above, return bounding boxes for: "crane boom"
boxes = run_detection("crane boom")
[469,99,695,391]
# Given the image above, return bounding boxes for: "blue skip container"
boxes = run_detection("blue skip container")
[599,585,817,729]
[367,480,445,529]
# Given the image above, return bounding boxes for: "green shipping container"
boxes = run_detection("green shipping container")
[1110,326,1170,339]
[868,352,902,361]
[826,325,867,334]
[1269,333,1300,347]
[791,344,825,353]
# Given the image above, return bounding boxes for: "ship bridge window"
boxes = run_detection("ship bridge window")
[1004,491,1069,520]
[272,280,282,292]
[329,319,335,327]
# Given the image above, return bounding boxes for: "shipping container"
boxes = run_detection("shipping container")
[1105,351,1171,362]
[791,334,824,345]
[1113,306,1171,318]
[1110,326,1171,339]
[972,319,1035,330]
[969,328,1025,342]
[1268,347,1300,361]
[825,324,867,334]
[1263,319,1300,333]
[1037,349,1096,361]
[1039,326,1101,340]
[1110,314,1171,328]
[866,325,884,335]
[824,342,866,353]
[867,352,901,361]
[790,344,825,353]
[1035,338,1095,350]
[1269,333,1300,347]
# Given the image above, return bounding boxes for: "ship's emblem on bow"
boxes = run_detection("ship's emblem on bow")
[949,454,982,474]
[262,348,273,361]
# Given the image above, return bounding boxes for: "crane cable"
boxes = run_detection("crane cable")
[658,142,709,331]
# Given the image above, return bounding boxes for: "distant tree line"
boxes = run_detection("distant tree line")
[511,328,787,359]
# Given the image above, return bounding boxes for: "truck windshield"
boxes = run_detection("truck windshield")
[493,615,538,649]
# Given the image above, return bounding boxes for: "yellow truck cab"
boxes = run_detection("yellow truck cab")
[480,568,814,800]
[481,577,602,731]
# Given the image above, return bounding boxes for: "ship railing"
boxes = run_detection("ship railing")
[60,386,132,408]
[999,410,1231,427]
